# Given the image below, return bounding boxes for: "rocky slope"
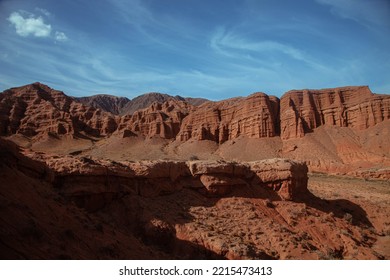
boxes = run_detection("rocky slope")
[1,138,387,259]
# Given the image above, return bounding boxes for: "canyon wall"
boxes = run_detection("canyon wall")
[177,86,389,143]
[280,86,390,139]
[176,93,280,143]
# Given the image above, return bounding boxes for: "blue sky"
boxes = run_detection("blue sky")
[1,0,389,100]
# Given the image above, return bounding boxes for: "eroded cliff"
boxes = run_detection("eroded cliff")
[177,93,280,143]
[280,86,390,139]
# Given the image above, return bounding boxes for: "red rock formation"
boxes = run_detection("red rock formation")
[280,86,390,139]
[177,93,280,143]
[117,100,193,139]
[0,83,119,139]
[3,83,388,146]
[26,149,307,201]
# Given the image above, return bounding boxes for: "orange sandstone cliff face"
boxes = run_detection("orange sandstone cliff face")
[177,93,280,143]
[280,86,390,139]
[177,86,390,143]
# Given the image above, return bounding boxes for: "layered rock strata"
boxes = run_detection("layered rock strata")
[1,83,389,145]
[280,86,390,139]
[177,93,280,143]
[0,83,119,139]
[25,150,307,204]
[117,100,192,139]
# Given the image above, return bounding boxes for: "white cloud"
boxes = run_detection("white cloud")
[55,31,68,42]
[8,11,68,42]
[8,12,52,37]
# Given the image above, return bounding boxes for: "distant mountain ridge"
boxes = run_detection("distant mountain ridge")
[76,94,130,115]
[76,92,209,115]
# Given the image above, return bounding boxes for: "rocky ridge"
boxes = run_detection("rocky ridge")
[76,94,130,115]
[77,92,208,115]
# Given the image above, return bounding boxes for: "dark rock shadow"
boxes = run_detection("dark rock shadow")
[297,191,373,228]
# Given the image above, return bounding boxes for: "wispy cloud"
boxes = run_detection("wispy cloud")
[316,0,390,27]
[107,0,200,49]
[212,28,305,60]
[210,26,328,71]
[8,11,52,37]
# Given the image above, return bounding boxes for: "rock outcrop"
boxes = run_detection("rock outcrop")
[26,149,307,202]
[177,93,280,143]
[280,86,390,139]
